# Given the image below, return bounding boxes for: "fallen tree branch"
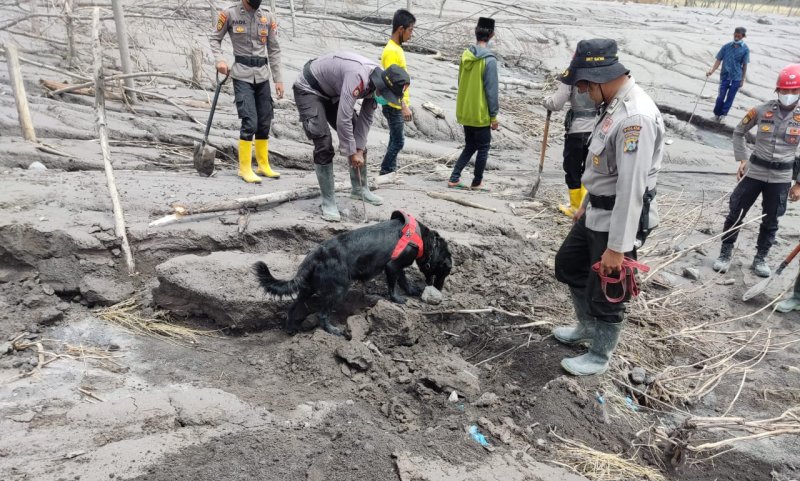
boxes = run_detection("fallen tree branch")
[149,173,400,227]
[43,71,194,96]
[0,46,90,81]
[426,191,497,212]
[121,86,201,124]
[422,307,529,318]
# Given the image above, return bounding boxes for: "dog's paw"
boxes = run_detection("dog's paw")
[390,294,407,305]
[323,323,348,338]
[405,286,423,297]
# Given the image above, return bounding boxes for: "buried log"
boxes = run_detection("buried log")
[149,172,400,227]
[92,8,136,275]
[426,191,497,212]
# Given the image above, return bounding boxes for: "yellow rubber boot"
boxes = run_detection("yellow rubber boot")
[255,139,280,178]
[238,139,261,184]
[558,188,581,218]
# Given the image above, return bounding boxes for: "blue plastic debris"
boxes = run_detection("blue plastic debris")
[469,425,491,448]
[595,391,606,404]
[625,395,639,412]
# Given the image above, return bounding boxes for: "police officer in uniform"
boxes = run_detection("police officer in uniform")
[293,52,409,222]
[712,64,800,278]
[210,0,283,184]
[553,39,663,376]
[543,56,596,218]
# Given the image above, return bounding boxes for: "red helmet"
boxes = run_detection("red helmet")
[777,64,800,89]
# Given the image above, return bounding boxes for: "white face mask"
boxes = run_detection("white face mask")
[778,93,799,107]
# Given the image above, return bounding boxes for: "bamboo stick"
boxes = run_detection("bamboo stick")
[92,7,136,276]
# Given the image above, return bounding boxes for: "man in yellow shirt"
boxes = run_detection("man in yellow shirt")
[379,9,415,175]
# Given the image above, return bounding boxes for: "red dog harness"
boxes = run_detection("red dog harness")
[391,210,424,260]
[591,257,650,303]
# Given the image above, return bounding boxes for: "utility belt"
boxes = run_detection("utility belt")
[589,187,657,246]
[235,55,267,68]
[303,59,329,99]
[749,153,793,171]
[564,108,596,132]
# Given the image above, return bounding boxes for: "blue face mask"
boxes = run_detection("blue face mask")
[734,39,743,45]
[375,94,388,106]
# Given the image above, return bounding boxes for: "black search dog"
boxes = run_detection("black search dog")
[253,211,452,337]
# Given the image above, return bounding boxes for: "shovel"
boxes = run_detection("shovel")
[193,71,230,176]
[742,242,800,301]
[529,110,552,198]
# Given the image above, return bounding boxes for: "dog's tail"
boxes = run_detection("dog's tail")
[252,261,306,299]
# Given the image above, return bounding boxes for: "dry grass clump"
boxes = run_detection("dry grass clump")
[550,432,668,481]
[95,298,219,345]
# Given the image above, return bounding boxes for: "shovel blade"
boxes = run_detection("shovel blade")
[742,276,773,301]
[193,141,216,177]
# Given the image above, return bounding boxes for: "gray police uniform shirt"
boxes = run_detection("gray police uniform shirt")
[543,82,596,135]
[582,77,664,253]
[293,52,378,157]
[209,4,283,84]
[734,100,800,183]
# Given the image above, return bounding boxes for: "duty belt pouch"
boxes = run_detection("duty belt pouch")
[303,59,328,99]
[564,109,575,134]
[636,187,656,247]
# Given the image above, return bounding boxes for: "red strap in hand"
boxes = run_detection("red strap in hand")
[591,257,650,303]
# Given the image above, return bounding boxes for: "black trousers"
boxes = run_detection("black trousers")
[554,216,636,324]
[233,78,273,141]
[563,132,590,190]
[449,126,491,186]
[721,176,790,254]
[294,87,355,165]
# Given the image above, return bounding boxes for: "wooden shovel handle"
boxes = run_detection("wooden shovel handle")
[538,111,552,169]
[783,242,800,265]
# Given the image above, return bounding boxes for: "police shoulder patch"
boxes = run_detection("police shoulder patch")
[623,138,639,153]
[352,80,364,98]
[742,107,757,125]
[623,124,640,153]
[216,11,227,32]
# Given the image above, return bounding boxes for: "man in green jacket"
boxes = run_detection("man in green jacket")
[448,17,500,191]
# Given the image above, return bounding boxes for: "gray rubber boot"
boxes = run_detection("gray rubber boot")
[314,163,341,222]
[349,164,383,206]
[776,295,800,313]
[561,321,622,376]
[712,243,734,273]
[552,287,597,344]
[751,249,771,278]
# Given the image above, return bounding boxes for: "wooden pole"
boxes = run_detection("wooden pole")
[270,0,276,14]
[190,48,203,88]
[92,7,136,276]
[110,0,136,103]
[64,0,75,68]
[5,44,37,143]
[29,0,39,34]
[439,0,447,18]
[288,0,297,37]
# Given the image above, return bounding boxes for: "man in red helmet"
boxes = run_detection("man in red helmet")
[712,64,800,278]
